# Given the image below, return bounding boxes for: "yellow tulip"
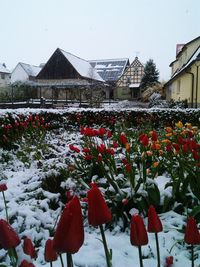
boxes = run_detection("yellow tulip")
[165,133,173,137]
[185,122,192,129]
[152,162,159,168]
[176,121,183,128]
[161,139,171,144]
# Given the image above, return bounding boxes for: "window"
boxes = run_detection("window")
[1,73,5,79]
[133,67,138,75]
[126,77,131,84]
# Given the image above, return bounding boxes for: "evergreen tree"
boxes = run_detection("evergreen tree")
[140,59,159,90]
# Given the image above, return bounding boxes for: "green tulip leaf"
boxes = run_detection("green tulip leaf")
[190,206,200,218]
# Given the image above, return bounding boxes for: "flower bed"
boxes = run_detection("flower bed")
[0,108,200,148]
[0,108,200,266]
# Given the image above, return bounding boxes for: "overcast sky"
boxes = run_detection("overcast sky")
[0,0,199,81]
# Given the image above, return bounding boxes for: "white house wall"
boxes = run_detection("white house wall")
[0,73,10,87]
[11,65,29,83]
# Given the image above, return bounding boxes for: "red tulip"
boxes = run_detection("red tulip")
[192,151,200,160]
[19,259,36,267]
[69,145,80,153]
[173,143,180,151]
[53,196,84,254]
[139,134,149,147]
[112,140,119,148]
[165,256,173,267]
[97,144,106,153]
[184,217,200,245]
[0,219,20,250]
[81,197,88,202]
[106,148,115,155]
[166,143,172,152]
[98,127,106,136]
[107,130,112,138]
[183,143,188,153]
[44,239,58,262]
[148,205,163,233]
[85,155,93,161]
[125,164,132,172]
[120,134,127,145]
[189,140,198,151]
[23,237,37,259]
[151,131,158,141]
[0,183,7,192]
[87,183,112,227]
[130,215,148,246]
[82,148,90,153]
[122,198,129,205]
[178,136,186,145]
[97,154,102,162]
[122,157,129,165]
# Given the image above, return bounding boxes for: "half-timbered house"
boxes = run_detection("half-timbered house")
[116,57,144,100]
[89,58,129,99]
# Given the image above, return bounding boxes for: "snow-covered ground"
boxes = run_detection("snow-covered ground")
[0,107,199,267]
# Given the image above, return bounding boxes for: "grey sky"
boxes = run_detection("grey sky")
[0,0,199,81]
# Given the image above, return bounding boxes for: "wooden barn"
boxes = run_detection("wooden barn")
[34,48,105,105]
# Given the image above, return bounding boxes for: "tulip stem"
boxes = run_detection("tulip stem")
[138,245,144,267]
[8,248,17,267]
[2,191,9,222]
[59,254,64,267]
[66,253,73,267]
[155,232,161,267]
[191,245,194,267]
[142,160,147,184]
[99,224,112,267]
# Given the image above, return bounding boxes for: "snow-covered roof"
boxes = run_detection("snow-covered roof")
[59,49,104,82]
[19,62,42,77]
[20,79,99,88]
[0,63,10,74]
[89,58,129,82]
[171,46,200,79]
[165,46,200,87]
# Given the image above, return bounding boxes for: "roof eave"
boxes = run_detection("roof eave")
[164,59,199,87]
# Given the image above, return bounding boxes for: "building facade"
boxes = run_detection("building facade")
[115,57,144,100]
[0,63,10,87]
[11,62,42,84]
[165,36,200,108]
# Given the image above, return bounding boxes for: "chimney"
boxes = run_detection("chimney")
[176,44,185,56]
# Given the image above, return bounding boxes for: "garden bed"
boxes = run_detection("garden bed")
[0,107,200,266]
